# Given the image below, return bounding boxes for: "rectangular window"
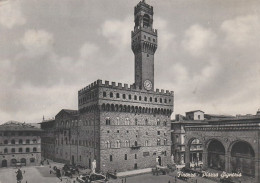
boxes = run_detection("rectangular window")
[157,131,160,135]
[135,154,137,159]
[125,154,127,160]
[110,155,113,162]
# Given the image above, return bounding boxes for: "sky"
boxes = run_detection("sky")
[0,0,259,124]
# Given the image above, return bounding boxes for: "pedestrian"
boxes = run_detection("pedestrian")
[122,179,123,183]
[124,177,126,183]
[24,170,25,174]
[50,170,52,174]
[168,180,170,183]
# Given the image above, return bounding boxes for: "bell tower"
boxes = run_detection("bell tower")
[131,0,157,91]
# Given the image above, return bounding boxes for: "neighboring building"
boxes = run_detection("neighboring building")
[40,119,55,161]
[54,109,79,164]
[0,121,42,168]
[171,111,205,166]
[185,110,205,121]
[183,110,260,183]
[41,0,174,173]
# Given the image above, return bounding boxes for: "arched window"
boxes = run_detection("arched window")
[164,99,167,103]
[26,139,30,144]
[144,97,147,101]
[106,117,110,125]
[30,158,35,163]
[122,94,126,99]
[125,140,130,147]
[164,139,167,145]
[116,140,121,148]
[139,96,142,101]
[4,148,8,153]
[19,148,23,152]
[11,159,17,164]
[106,141,111,148]
[135,118,138,125]
[143,14,150,27]
[11,148,15,153]
[110,92,113,98]
[116,93,120,98]
[157,119,160,126]
[128,95,132,100]
[134,141,138,146]
[134,95,137,100]
[103,92,107,97]
[164,121,167,126]
[150,97,152,102]
[4,140,8,144]
[11,139,15,144]
[125,118,130,125]
[157,139,161,146]
[155,98,157,102]
[160,98,162,103]
[33,139,37,143]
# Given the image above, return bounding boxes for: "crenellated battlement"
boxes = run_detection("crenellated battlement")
[135,0,153,15]
[78,79,173,96]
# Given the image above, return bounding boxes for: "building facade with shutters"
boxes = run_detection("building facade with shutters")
[0,121,42,168]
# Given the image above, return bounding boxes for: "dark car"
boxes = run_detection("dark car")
[86,173,106,183]
[63,164,78,174]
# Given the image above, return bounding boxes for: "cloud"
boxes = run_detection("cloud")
[20,29,54,56]
[0,0,26,29]
[79,42,99,60]
[221,15,260,47]
[100,16,132,49]
[182,24,216,57]
[154,17,175,51]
